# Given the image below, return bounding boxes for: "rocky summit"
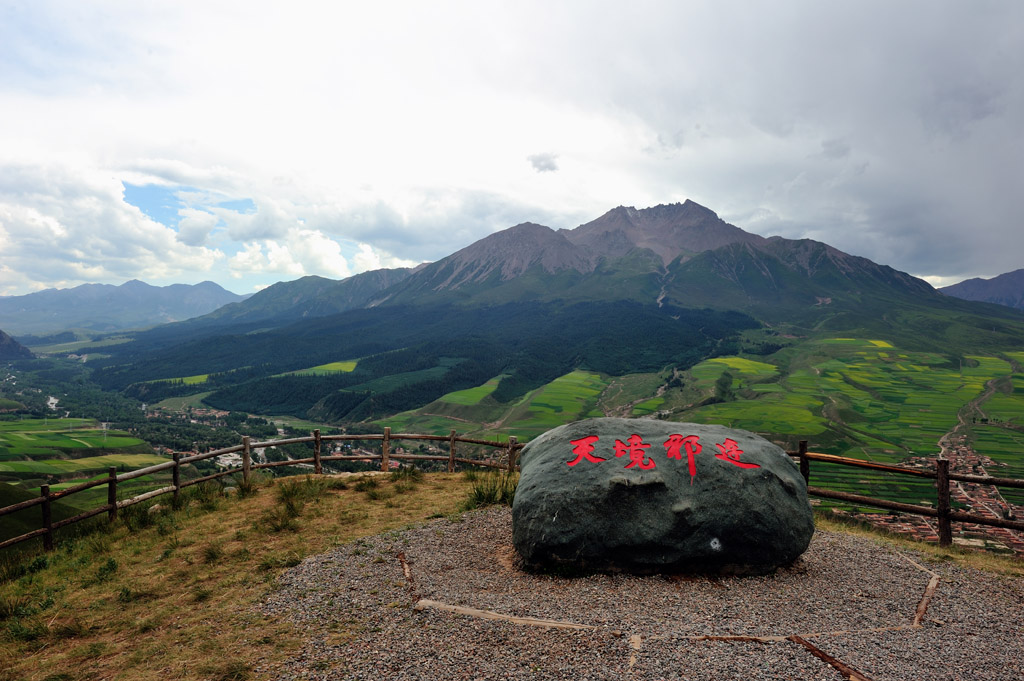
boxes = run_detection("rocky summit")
[512,418,814,575]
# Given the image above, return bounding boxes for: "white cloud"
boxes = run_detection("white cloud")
[227,229,352,281]
[0,1,1023,295]
[527,153,559,173]
[175,208,218,247]
[0,162,224,294]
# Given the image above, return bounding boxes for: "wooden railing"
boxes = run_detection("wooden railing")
[790,440,1024,547]
[0,427,521,553]
[4,431,1023,554]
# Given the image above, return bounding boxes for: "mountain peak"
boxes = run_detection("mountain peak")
[565,200,763,265]
[406,221,596,291]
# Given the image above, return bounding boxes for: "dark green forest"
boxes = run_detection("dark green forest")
[87,301,759,422]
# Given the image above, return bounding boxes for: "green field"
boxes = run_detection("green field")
[0,418,147,461]
[0,417,156,507]
[506,370,606,438]
[152,391,215,411]
[968,425,1024,505]
[383,370,609,441]
[145,373,210,386]
[438,375,507,406]
[278,359,359,376]
[28,335,133,354]
[0,452,166,477]
[347,358,462,393]
[664,338,1024,505]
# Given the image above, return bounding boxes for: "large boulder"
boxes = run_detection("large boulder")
[512,418,814,575]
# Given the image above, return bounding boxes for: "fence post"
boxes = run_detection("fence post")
[172,452,181,507]
[936,458,952,547]
[448,430,457,473]
[313,429,322,475]
[40,485,53,552]
[798,440,809,485]
[382,427,391,472]
[507,436,518,472]
[242,436,251,486]
[107,467,118,523]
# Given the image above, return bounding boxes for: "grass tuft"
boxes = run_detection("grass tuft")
[200,660,252,681]
[390,466,424,484]
[461,471,518,510]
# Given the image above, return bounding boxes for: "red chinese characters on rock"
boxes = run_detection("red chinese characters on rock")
[566,433,760,480]
[664,433,702,482]
[714,438,760,469]
[566,435,606,466]
[614,434,655,470]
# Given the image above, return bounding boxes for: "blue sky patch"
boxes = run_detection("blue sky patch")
[217,197,257,214]
[123,183,192,227]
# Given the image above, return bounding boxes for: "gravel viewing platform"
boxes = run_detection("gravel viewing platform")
[260,507,1024,680]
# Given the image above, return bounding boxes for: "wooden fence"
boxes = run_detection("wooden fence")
[0,427,521,553]
[790,441,1024,547]
[4,430,1024,554]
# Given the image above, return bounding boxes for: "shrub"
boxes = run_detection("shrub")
[353,477,379,493]
[120,502,155,532]
[94,558,118,583]
[390,466,423,484]
[202,543,225,564]
[0,594,32,621]
[462,471,518,510]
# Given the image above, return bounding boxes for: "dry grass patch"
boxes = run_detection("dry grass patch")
[0,472,473,681]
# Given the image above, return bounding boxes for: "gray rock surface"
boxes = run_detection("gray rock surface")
[512,418,814,574]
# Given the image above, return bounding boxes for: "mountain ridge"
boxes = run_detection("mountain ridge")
[0,280,249,336]
[941,269,1024,311]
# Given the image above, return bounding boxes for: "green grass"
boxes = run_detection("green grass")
[382,370,609,441]
[0,453,166,478]
[0,419,147,461]
[27,336,133,354]
[983,375,1024,425]
[0,418,96,433]
[276,359,359,377]
[347,358,463,393]
[152,391,215,411]
[143,373,210,386]
[967,425,1024,505]
[438,375,507,406]
[505,370,607,439]
[598,372,665,414]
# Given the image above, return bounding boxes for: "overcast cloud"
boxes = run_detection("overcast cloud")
[0,0,1021,296]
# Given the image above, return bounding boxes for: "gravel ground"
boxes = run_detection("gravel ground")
[259,507,1024,680]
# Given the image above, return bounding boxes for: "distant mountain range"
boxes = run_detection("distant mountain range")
[0,280,249,337]
[941,269,1024,311]
[80,200,1024,424]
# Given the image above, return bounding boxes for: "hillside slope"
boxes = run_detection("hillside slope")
[942,268,1024,310]
[0,329,33,359]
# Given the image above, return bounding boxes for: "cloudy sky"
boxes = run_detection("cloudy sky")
[1,1,1022,296]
